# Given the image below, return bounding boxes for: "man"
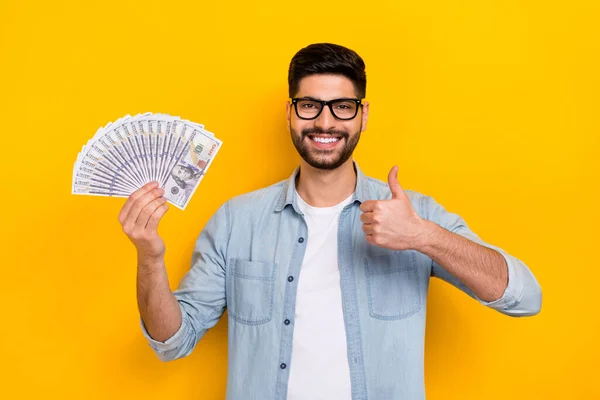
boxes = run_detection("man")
[119,43,542,400]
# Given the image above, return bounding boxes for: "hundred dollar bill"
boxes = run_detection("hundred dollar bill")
[157,119,189,186]
[151,115,181,185]
[146,118,158,182]
[72,177,130,197]
[111,122,147,187]
[137,118,155,182]
[154,117,171,186]
[137,114,183,184]
[163,126,222,209]
[126,119,150,184]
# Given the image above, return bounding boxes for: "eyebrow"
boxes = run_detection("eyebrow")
[296,96,356,101]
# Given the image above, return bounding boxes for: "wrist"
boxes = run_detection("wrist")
[137,252,165,269]
[411,219,441,252]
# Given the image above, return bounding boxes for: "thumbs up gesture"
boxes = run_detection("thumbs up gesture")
[359,166,426,250]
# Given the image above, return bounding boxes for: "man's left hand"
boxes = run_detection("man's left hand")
[359,166,428,250]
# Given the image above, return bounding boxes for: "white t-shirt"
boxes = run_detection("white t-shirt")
[286,191,354,400]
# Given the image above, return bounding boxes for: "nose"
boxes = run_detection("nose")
[314,104,336,131]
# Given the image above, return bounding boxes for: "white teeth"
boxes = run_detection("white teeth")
[312,137,339,144]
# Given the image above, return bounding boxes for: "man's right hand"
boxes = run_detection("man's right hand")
[119,181,170,263]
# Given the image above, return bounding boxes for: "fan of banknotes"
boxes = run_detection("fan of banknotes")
[72,113,222,210]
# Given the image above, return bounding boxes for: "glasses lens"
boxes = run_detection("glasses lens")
[331,100,358,119]
[296,99,322,119]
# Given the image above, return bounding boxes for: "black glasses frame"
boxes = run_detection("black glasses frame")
[290,97,364,120]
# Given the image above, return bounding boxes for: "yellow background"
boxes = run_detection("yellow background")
[1,0,598,399]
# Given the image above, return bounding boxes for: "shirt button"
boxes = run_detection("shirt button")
[287,276,294,282]
[280,363,287,369]
[284,319,290,325]
[298,237,304,243]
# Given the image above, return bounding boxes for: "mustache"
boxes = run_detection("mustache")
[301,128,349,138]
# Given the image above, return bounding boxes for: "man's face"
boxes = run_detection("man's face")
[173,165,192,181]
[286,74,369,170]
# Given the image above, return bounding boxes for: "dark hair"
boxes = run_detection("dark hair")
[288,43,366,99]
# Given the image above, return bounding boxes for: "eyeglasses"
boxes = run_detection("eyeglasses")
[290,97,364,120]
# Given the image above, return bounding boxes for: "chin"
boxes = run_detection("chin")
[303,152,351,170]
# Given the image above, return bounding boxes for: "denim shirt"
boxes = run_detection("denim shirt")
[141,162,542,400]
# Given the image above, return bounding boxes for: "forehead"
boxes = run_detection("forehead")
[296,74,357,100]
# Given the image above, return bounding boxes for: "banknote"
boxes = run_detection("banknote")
[72,113,222,210]
[163,127,221,209]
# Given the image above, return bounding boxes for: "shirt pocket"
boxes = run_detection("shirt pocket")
[365,251,421,320]
[227,258,276,325]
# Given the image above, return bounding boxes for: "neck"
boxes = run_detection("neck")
[296,158,357,207]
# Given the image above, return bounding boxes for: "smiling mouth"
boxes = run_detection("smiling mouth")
[306,134,343,144]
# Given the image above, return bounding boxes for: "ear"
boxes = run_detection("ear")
[286,101,291,129]
[360,100,369,132]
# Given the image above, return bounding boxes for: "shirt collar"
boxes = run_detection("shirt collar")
[274,160,369,213]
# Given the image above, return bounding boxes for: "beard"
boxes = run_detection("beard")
[290,127,361,170]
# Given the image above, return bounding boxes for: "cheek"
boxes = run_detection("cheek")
[290,119,311,135]
[343,121,362,135]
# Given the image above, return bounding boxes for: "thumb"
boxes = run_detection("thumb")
[387,165,405,199]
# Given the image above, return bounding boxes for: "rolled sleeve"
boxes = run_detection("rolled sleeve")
[140,303,188,353]
[420,194,542,317]
[474,249,542,316]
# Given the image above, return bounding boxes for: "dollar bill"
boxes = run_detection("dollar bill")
[163,126,222,209]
